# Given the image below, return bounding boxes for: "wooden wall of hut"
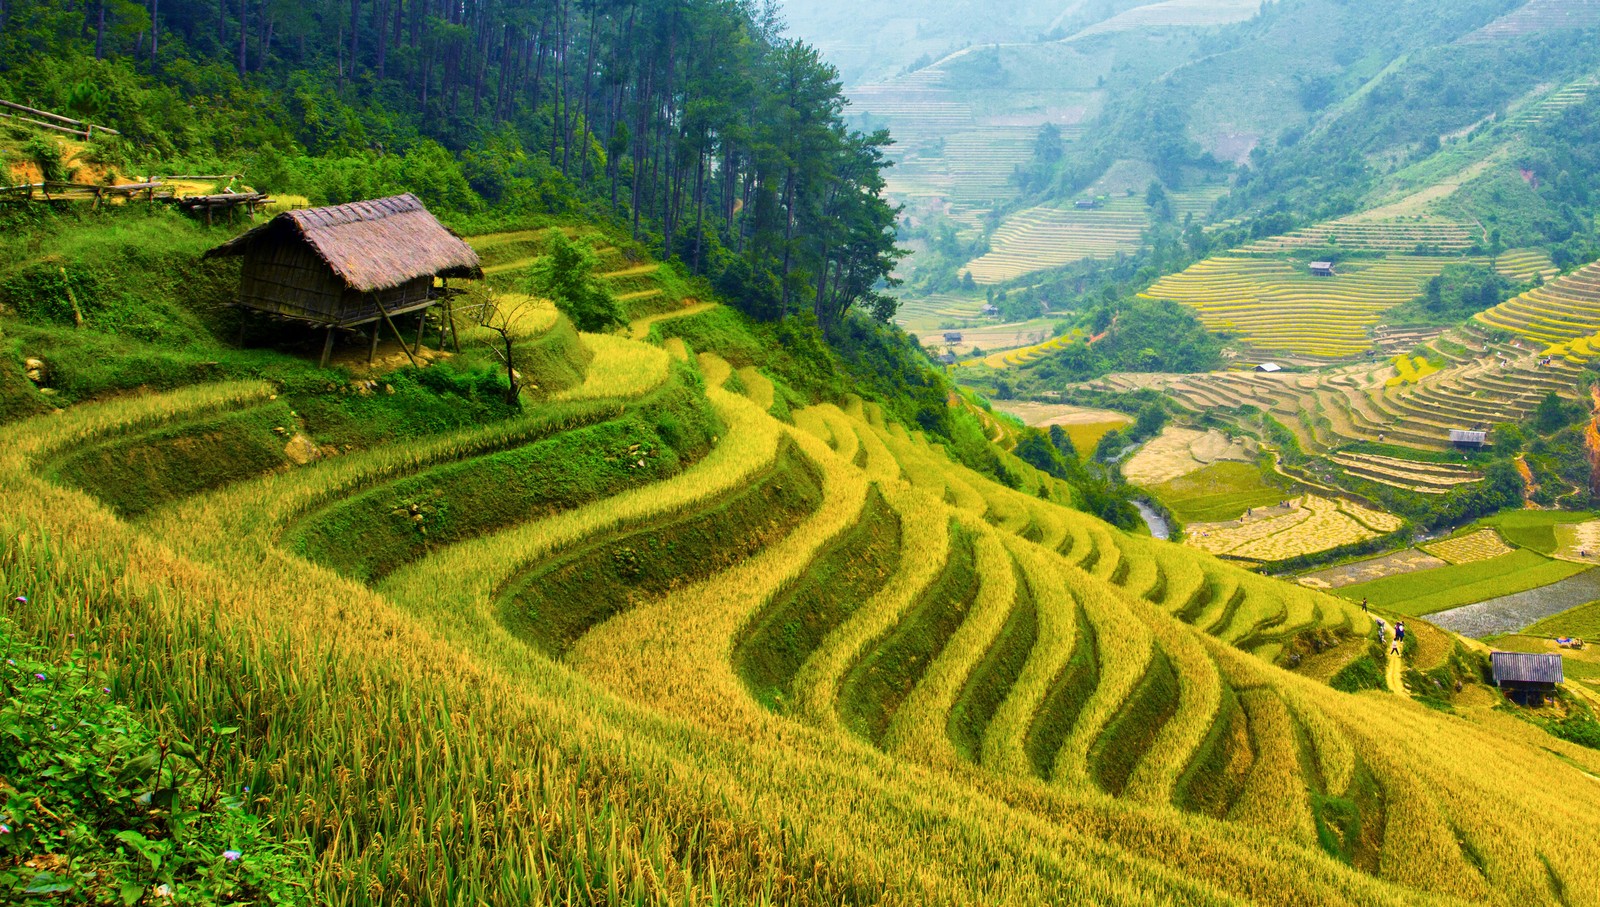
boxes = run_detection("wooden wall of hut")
[238,243,434,326]
[238,242,347,323]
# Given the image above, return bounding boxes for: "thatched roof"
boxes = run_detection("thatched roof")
[206,193,481,291]
[1492,652,1563,685]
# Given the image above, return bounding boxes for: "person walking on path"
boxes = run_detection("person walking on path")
[1361,597,1368,613]
[1390,622,1405,656]
[1374,618,1386,646]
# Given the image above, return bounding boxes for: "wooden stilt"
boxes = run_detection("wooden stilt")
[319,325,336,369]
[374,298,421,368]
[412,311,427,356]
[367,325,381,365]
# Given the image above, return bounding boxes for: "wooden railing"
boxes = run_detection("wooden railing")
[0,99,120,140]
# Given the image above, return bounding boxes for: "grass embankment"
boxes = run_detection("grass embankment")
[286,362,717,582]
[1341,549,1588,616]
[43,398,296,517]
[736,485,902,712]
[504,438,823,656]
[837,522,979,745]
[1151,460,1291,523]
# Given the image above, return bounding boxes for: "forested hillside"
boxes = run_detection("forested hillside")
[0,0,898,329]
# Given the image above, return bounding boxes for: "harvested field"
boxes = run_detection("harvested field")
[1423,529,1514,565]
[1298,549,1448,590]
[1186,494,1390,562]
[1123,427,1256,485]
[1553,520,1600,563]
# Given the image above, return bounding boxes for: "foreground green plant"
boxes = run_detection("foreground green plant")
[0,618,310,904]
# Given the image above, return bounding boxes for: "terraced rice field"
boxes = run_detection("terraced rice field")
[1235,218,1481,255]
[1495,248,1561,282]
[1141,255,1468,358]
[1460,0,1600,42]
[1187,495,1401,563]
[1086,329,1584,457]
[1329,452,1484,494]
[963,197,1150,284]
[19,272,1600,905]
[1476,259,1600,346]
[1386,355,1438,387]
[978,329,1086,368]
[893,291,994,332]
[1073,0,1266,36]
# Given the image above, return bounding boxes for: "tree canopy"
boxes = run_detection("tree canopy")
[0,0,901,329]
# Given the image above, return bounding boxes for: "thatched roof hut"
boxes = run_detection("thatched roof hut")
[206,194,481,336]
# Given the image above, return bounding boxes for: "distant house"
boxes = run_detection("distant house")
[1255,362,1283,373]
[1491,652,1562,705]
[982,304,1000,317]
[1309,261,1336,277]
[206,193,482,366]
[1450,429,1488,447]
[1074,198,1101,210]
[943,331,964,343]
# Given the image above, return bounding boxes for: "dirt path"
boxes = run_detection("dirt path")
[1386,649,1409,697]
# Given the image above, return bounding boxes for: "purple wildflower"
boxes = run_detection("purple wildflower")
[13,596,24,603]
[0,824,10,834]
[222,850,242,862]
[34,673,46,681]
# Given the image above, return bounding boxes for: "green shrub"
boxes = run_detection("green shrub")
[0,618,310,903]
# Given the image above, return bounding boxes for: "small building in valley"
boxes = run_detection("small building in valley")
[1450,429,1488,447]
[1255,362,1283,373]
[1074,198,1101,210]
[1309,261,1336,277]
[943,331,964,343]
[206,193,481,366]
[1491,652,1562,705]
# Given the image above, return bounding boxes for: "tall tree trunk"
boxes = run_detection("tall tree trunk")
[236,0,246,74]
[149,0,160,65]
[259,7,273,71]
[576,2,599,181]
[813,247,831,326]
[375,0,387,79]
[348,0,360,81]
[630,70,651,239]
[95,0,106,60]
[692,143,707,272]
[557,0,572,176]
[780,169,796,311]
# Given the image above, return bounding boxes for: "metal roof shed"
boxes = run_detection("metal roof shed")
[1492,652,1563,705]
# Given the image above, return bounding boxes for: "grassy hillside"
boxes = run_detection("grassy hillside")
[7,204,1600,904]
